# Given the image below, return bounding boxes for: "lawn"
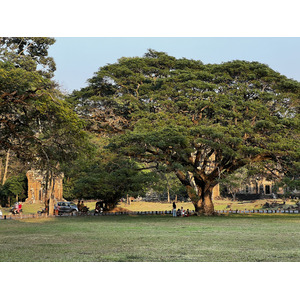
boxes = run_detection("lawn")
[0,214,299,262]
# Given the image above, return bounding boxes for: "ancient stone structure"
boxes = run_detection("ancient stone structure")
[240,178,277,196]
[212,184,220,199]
[26,169,64,203]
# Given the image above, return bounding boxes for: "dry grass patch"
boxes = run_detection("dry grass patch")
[18,218,56,224]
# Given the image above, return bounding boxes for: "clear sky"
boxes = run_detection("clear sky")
[48,37,300,93]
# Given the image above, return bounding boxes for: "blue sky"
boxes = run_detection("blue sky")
[49,37,300,93]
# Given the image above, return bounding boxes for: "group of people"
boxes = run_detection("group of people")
[77,200,88,212]
[172,202,189,217]
[12,202,22,214]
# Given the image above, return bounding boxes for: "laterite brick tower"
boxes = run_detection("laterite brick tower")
[26,169,64,203]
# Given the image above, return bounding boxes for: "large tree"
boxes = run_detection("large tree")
[70,50,300,215]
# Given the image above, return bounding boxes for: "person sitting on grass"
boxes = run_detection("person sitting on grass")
[181,207,185,217]
[176,208,181,217]
[13,202,19,214]
[94,201,103,215]
[18,202,22,213]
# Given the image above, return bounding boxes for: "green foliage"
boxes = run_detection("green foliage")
[0,37,56,78]
[218,167,249,199]
[147,171,187,200]
[0,39,90,174]
[61,136,158,207]
[75,158,155,202]
[0,173,27,206]
[275,156,300,196]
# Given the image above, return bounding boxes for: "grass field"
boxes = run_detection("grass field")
[0,214,299,262]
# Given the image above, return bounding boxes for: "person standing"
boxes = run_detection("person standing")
[172,201,177,217]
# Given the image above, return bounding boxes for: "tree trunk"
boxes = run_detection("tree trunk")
[187,185,215,216]
[167,186,170,203]
[48,175,55,216]
[44,169,50,214]
[2,149,10,185]
[232,192,236,201]
[127,194,131,205]
[202,188,215,215]
[176,170,215,216]
[0,157,3,183]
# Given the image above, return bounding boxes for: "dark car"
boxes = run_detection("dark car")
[55,201,78,215]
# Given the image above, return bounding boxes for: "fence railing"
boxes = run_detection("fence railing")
[1,209,299,220]
[0,213,55,220]
[215,209,299,214]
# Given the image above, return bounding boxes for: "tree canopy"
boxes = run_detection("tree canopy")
[0,38,88,167]
[0,37,56,78]
[70,50,300,215]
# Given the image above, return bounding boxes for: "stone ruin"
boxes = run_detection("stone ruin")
[26,169,64,203]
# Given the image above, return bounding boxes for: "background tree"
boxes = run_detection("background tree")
[70,50,300,215]
[62,135,184,207]
[273,155,300,197]
[61,136,157,208]
[145,170,187,202]
[219,167,249,200]
[0,173,27,207]
[0,37,89,214]
[0,149,29,206]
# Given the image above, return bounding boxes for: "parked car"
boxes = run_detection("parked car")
[55,201,78,215]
